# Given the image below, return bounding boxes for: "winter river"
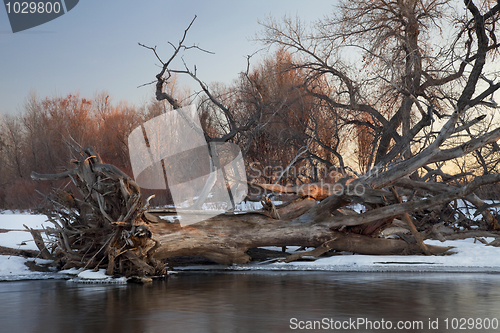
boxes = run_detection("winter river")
[0,271,499,333]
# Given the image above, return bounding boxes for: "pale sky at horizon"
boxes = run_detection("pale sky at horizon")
[0,0,337,116]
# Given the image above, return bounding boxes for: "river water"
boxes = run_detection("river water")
[0,271,499,333]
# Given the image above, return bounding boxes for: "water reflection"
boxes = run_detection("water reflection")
[0,272,499,332]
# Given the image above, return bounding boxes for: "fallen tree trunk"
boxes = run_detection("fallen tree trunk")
[31,145,500,276]
[145,212,452,264]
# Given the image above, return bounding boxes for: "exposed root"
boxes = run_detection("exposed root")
[31,143,165,277]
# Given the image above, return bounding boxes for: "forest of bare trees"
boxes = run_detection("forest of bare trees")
[4,0,500,276]
[0,92,156,209]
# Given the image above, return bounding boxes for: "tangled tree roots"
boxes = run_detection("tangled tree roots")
[31,144,165,277]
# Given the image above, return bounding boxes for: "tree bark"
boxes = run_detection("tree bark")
[145,211,452,265]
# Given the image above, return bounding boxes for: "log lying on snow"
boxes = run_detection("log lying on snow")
[34,146,500,276]
[146,212,452,265]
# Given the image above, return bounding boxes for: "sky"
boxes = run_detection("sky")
[0,0,337,116]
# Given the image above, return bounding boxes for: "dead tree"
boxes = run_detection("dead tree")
[257,0,500,225]
[32,148,460,275]
[27,147,429,271]
[30,142,500,274]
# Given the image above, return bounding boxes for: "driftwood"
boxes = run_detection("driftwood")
[30,145,500,277]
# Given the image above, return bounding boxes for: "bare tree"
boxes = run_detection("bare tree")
[258,0,500,224]
[139,16,258,145]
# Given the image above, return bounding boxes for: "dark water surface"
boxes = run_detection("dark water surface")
[0,272,499,333]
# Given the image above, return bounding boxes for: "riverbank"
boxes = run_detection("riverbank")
[1,211,499,281]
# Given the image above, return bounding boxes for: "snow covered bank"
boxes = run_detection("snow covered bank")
[0,211,499,281]
[0,211,47,230]
[224,238,500,273]
[0,210,48,251]
[0,211,60,281]
[0,255,58,281]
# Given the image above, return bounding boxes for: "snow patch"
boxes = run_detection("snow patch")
[455,199,500,222]
[226,238,500,272]
[0,230,46,251]
[0,211,48,230]
[234,200,283,212]
[0,255,56,281]
[67,269,128,284]
[347,203,366,213]
[159,215,181,223]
